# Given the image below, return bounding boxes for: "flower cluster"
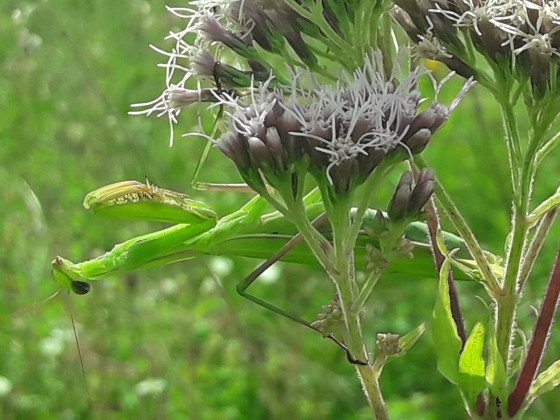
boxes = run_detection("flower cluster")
[215,52,470,195]
[393,0,560,96]
[131,1,394,144]
[311,293,345,337]
[387,169,435,222]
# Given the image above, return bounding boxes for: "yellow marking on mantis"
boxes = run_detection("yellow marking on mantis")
[83,178,217,224]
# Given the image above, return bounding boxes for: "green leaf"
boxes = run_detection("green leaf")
[510,346,525,377]
[486,321,507,402]
[458,322,486,403]
[528,359,560,403]
[387,323,427,363]
[432,254,462,383]
[400,323,426,352]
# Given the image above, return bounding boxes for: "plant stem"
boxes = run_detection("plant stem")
[289,202,337,275]
[527,184,560,225]
[353,270,382,313]
[499,99,522,190]
[507,238,560,416]
[368,352,390,420]
[535,129,560,164]
[496,110,543,372]
[329,198,389,418]
[414,156,501,297]
[424,196,468,346]
[347,162,395,255]
[519,208,559,290]
[495,202,528,369]
[344,293,390,419]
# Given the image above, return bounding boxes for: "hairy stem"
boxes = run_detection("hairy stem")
[499,99,522,190]
[496,109,543,373]
[347,162,395,255]
[508,239,560,416]
[519,208,559,290]
[414,156,501,296]
[424,196,467,346]
[329,199,388,419]
[353,270,382,313]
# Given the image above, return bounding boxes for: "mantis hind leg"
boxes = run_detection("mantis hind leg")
[236,213,369,366]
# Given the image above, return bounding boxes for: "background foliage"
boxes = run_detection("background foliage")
[1,1,560,418]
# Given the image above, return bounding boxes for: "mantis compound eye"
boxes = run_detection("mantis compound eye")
[71,280,91,295]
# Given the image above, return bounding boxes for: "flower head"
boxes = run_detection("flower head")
[394,0,560,96]
[132,1,401,145]
[213,51,470,195]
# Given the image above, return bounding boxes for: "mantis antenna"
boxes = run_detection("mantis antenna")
[190,60,255,193]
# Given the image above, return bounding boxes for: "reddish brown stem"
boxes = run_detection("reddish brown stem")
[508,239,560,416]
[425,197,468,346]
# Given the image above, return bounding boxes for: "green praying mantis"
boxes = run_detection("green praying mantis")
[52,177,482,360]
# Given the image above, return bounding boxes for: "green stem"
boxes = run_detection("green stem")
[527,185,560,226]
[260,174,337,274]
[496,120,542,370]
[519,208,558,290]
[415,156,501,296]
[499,99,522,193]
[289,201,337,275]
[327,196,388,418]
[369,352,390,420]
[353,270,382,313]
[352,216,409,313]
[282,0,353,62]
[495,205,528,371]
[535,129,560,165]
[346,162,395,256]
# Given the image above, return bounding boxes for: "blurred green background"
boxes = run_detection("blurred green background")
[2,1,560,419]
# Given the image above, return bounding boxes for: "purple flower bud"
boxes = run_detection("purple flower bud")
[440,55,476,79]
[208,51,467,195]
[240,2,285,53]
[199,16,250,55]
[407,108,437,136]
[264,100,285,127]
[530,52,552,99]
[356,148,385,182]
[191,50,253,87]
[168,88,219,108]
[363,209,390,239]
[404,128,432,154]
[427,104,450,133]
[391,7,422,42]
[388,168,435,222]
[388,171,414,221]
[274,111,305,161]
[329,158,357,195]
[215,133,250,170]
[302,130,332,170]
[247,135,275,169]
[264,127,288,170]
[408,168,435,215]
[191,50,218,78]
